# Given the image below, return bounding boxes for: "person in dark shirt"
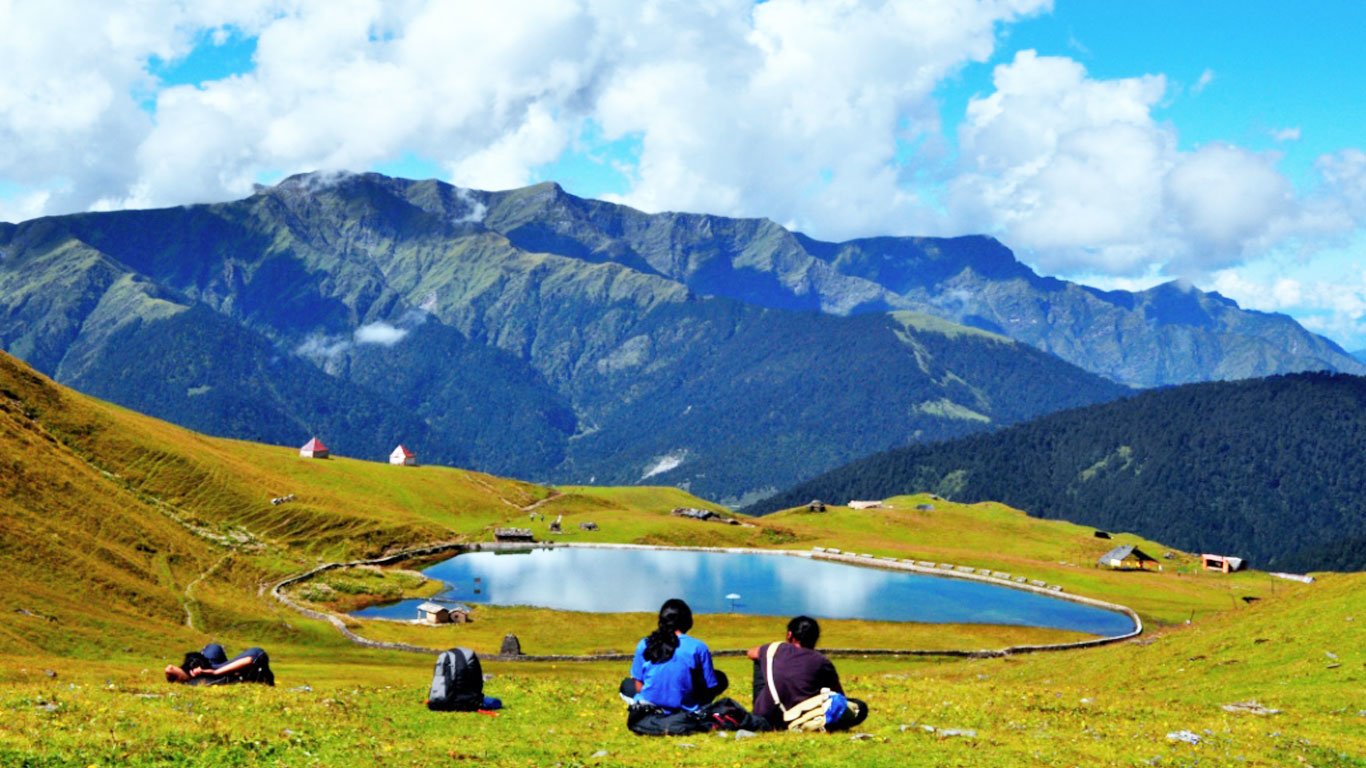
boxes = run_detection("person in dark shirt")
[164,643,275,686]
[746,616,868,731]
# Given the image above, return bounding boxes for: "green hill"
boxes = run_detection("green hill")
[747,372,1366,572]
[0,350,1360,766]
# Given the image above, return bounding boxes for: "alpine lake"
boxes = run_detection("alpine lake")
[352,547,1135,637]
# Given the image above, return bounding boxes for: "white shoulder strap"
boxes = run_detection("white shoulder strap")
[764,642,786,716]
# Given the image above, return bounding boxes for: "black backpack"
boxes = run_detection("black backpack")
[626,698,770,736]
[426,647,484,711]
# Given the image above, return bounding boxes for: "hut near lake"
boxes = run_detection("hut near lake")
[494,527,535,542]
[417,602,470,624]
[299,437,329,459]
[1097,544,1158,570]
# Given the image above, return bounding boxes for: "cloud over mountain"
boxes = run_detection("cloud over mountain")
[2,1,1365,345]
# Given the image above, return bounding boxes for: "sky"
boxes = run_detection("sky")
[2,0,1365,348]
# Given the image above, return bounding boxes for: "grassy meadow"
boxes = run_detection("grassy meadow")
[1,349,1362,766]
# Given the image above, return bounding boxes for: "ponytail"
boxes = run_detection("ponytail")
[643,598,694,663]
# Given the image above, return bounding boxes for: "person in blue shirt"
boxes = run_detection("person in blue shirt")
[619,598,727,711]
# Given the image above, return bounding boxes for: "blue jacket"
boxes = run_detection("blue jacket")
[629,633,719,711]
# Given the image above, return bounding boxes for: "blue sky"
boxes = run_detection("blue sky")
[2,1,1364,347]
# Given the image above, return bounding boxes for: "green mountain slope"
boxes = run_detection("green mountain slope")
[748,372,1366,571]
[2,347,1359,766]
[463,180,1362,388]
[0,348,755,655]
[0,173,1127,503]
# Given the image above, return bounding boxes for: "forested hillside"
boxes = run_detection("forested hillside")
[747,372,1366,572]
[0,173,1127,503]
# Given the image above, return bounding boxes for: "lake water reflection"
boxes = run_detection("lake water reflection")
[351,547,1134,636]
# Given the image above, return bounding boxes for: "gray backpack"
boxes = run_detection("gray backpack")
[426,647,483,711]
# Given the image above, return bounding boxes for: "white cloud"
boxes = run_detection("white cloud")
[295,331,350,362]
[1317,149,1366,219]
[1210,257,1366,349]
[3,0,1365,334]
[0,0,1052,237]
[1165,143,1292,262]
[452,188,486,224]
[0,1,281,213]
[1191,68,1215,94]
[1271,126,1301,142]
[353,321,408,346]
[947,50,1315,277]
[0,190,52,223]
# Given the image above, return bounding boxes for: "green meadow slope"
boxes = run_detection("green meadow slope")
[0,349,1360,766]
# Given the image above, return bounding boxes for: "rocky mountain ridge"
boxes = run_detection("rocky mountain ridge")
[0,172,1129,503]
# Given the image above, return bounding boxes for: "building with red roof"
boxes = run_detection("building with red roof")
[389,444,417,466]
[299,437,329,459]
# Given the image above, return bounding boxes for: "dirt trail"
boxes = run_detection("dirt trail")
[183,553,234,629]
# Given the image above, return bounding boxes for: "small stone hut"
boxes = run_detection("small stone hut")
[494,527,535,542]
[417,602,450,624]
[417,602,471,624]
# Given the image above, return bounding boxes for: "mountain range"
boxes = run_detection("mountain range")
[0,171,1358,503]
[746,371,1366,571]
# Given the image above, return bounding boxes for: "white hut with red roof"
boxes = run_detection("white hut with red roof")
[389,444,417,466]
[299,437,329,459]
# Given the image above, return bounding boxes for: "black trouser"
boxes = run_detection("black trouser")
[618,670,729,705]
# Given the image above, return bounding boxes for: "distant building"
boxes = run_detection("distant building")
[389,444,417,466]
[1097,544,1158,570]
[807,500,827,513]
[671,507,740,525]
[847,500,885,510]
[417,602,450,624]
[299,437,329,459]
[494,527,535,542]
[1201,554,1246,573]
[416,602,471,624]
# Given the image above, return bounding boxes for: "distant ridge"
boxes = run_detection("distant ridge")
[746,371,1366,572]
[0,172,1127,503]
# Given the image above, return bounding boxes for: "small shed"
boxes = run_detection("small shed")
[1201,554,1246,573]
[1097,544,1158,570]
[417,602,471,624]
[389,444,417,466]
[848,500,886,510]
[417,602,450,624]
[299,437,330,459]
[807,500,827,513]
[494,527,535,542]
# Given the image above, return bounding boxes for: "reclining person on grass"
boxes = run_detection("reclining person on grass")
[164,643,275,686]
[747,616,868,732]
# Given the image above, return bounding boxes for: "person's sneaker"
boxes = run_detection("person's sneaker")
[619,692,636,705]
